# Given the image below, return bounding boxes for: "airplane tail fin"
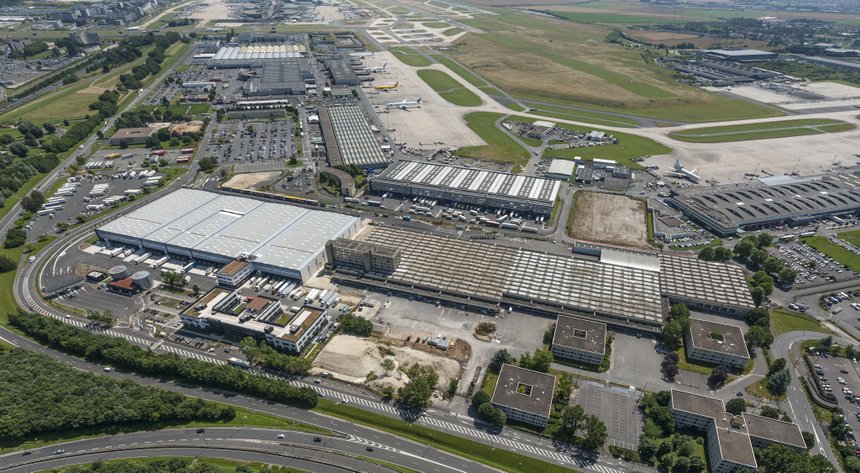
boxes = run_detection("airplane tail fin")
[417,97,422,103]
[395,81,399,87]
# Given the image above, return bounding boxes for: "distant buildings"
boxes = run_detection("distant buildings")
[702,49,778,62]
[491,364,556,428]
[108,127,156,146]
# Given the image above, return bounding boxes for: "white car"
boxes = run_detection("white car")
[277,433,285,439]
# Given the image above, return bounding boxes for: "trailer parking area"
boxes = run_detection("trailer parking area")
[572,380,643,450]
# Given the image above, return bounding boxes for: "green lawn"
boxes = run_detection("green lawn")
[442,28,463,36]
[430,55,503,96]
[802,236,860,273]
[416,69,481,106]
[676,345,716,376]
[421,21,450,28]
[3,405,326,454]
[745,378,786,401]
[388,47,432,67]
[668,119,854,143]
[458,112,529,167]
[543,10,688,25]
[315,400,577,473]
[839,229,860,247]
[771,308,829,336]
[543,127,671,168]
[520,102,639,128]
[0,128,22,140]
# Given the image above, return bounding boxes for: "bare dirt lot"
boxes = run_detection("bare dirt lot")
[222,171,281,190]
[313,334,461,391]
[569,191,648,248]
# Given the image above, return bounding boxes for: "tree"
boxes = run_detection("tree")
[778,267,797,286]
[713,246,732,262]
[471,390,490,408]
[380,358,395,374]
[760,405,781,419]
[751,286,768,307]
[750,270,774,295]
[397,364,438,409]
[520,349,553,373]
[829,419,851,442]
[554,373,573,406]
[477,402,506,427]
[198,156,219,173]
[661,319,686,350]
[20,190,45,213]
[0,255,17,272]
[543,323,556,345]
[191,284,200,295]
[746,307,770,327]
[762,257,784,275]
[43,123,56,134]
[581,414,608,450]
[757,444,837,473]
[802,431,815,449]
[750,248,769,268]
[698,246,715,261]
[746,326,774,349]
[557,404,586,443]
[85,309,115,327]
[4,227,26,248]
[160,270,186,291]
[709,364,729,387]
[768,358,786,376]
[648,406,675,436]
[726,398,747,415]
[489,349,512,372]
[145,135,161,148]
[662,360,679,381]
[756,232,773,247]
[339,313,373,336]
[668,303,690,321]
[9,142,28,158]
[734,238,756,261]
[767,367,791,395]
[638,435,659,463]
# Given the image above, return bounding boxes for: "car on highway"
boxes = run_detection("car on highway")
[53,449,64,455]
[313,437,321,442]
[366,446,374,452]
[277,433,285,439]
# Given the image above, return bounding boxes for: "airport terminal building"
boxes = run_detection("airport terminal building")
[672,172,860,235]
[95,189,361,282]
[370,160,562,216]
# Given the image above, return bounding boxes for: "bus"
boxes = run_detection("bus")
[228,357,251,369]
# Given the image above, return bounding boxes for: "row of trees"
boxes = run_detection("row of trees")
[0,347,235,439]
[397,363,439,409]
[638,391,706,473]
[239,337,310,375]
[9,311,319,408]
[339,313,373,336]
[51,458,263,473]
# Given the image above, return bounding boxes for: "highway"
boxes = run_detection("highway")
[0,427,454,473]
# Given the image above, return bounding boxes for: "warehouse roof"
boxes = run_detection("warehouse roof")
[321,105,388,167]
[688,318,749,359]
[600,248,660,272]
[491,364,556,418]
[97,189,360,274]
[546,159,576,179]
[373,160,561,205]
[659,255,755,310]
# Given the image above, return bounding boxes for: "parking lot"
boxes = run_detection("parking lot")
[810,353,860,435]
[773,240,858,287]
[206,119,295,163]
[572,380,643,450]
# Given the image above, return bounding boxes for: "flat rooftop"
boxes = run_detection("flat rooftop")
[361,227,664,323]
[673,172,860,231]
[491,364,555,418]
[373,160,561,206]
[272,306,325,342]
[670,389,725,421]
[97,189,359,273]
[743,413,806,449]
[547,159,576,178]
[553,315,606,356]
[217,259,249,277]
[688,318,749,359]
[714,426,757,468]
[659,255,755,310]
[322,105,388,167]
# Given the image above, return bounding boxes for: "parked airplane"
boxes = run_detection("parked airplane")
[374,81,399,91]
[385,98,422,110]
[367,63,387,73]
[664,159,700,183]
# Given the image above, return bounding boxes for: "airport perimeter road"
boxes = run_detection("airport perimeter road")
[0,427,470,473]
[772,332,846,467]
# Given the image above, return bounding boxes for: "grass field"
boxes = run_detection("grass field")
[771,308,829,336]
[450,9,783,123]
[746,378,786,401]
[416,69,482,106]
[676,346,717,375]
[315,400,577,473]
[839,229,860,247]
[430,55,503,96]
[458,112,529,167]
[443,27,464,36]
[801,236,860,273]
[520,101,639,128]
[544,10,688,25]
[421,21,450,28]
[669,119,855,143]
[543,127,671,168]
[389,47,432,67]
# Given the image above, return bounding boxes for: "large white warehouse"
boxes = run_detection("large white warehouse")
[95,189,361,281]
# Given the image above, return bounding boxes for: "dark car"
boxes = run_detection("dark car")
[313,437,322,442]
[366,446,374,452]
[197,428,205,433]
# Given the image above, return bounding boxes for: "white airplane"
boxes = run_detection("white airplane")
[664,159,700,183]
[385,98,422,110]
[367,63,387,73]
